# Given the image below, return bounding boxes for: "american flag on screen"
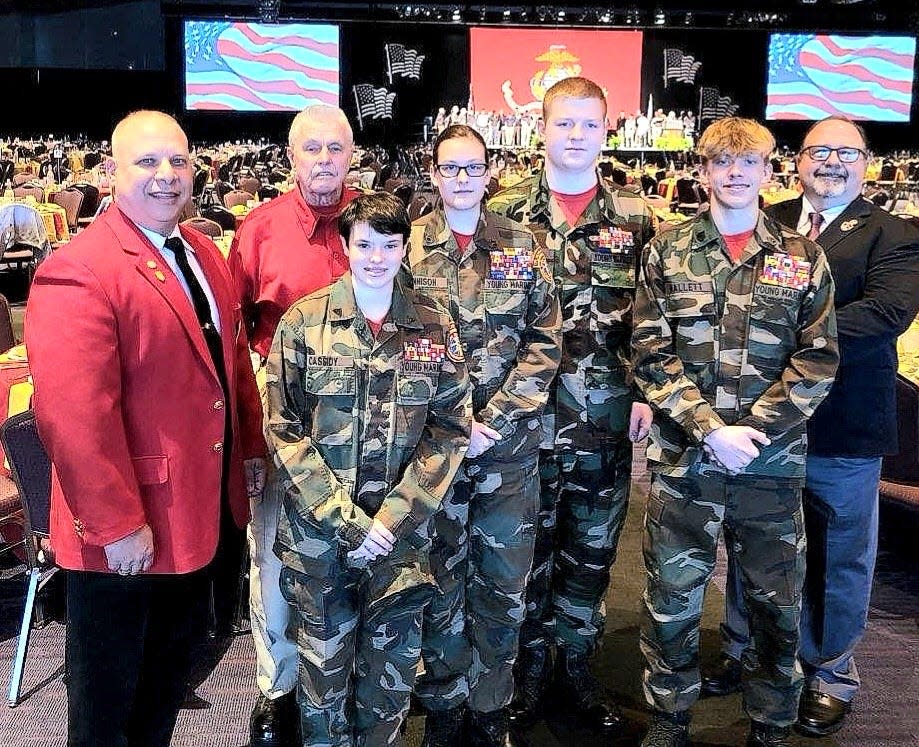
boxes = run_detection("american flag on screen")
[663,49,702,87]
[185,21,339,112]
[352,84,396,129]
[766,34,916,122]
[385,43,426,84]
[699,87,738,120]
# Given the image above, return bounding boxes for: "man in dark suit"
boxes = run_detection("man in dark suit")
[26,110,266,747]
[702,116,919,738]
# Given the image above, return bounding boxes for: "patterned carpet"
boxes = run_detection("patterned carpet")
[0,453,916,746]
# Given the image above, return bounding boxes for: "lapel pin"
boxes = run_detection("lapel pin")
[154,271,166,282]
[840,219,858,232]
[146,260,158,269]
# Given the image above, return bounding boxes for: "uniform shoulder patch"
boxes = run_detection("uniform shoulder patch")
[533,247,553,284]
[446,325,464,362]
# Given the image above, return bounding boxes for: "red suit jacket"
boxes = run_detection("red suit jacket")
[25,206,265,574]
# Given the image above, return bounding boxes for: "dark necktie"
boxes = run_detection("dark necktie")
[807,211,824,241]
[163,236,227,396]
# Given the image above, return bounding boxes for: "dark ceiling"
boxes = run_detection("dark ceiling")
[1,0,916,32]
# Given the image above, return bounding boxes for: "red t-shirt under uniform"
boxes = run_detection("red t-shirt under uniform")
[723,229,755,263]
[551,187,597,228]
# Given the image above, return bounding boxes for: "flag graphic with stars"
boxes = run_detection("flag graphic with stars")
[766,34,915,122]
[184,21,339,112]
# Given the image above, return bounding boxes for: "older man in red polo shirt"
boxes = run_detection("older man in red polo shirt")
[228,103,361,747]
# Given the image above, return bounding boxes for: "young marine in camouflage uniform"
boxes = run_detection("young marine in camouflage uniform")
[409,126,562,747]
[264,194,472,747]
[488,78,655,734]
[632,118,839,747]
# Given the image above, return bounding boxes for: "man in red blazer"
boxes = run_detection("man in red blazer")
[25,110,266,747]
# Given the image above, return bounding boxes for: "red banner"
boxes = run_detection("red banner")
[470,27,643,117]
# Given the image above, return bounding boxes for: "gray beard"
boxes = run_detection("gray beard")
[811,174,847,198]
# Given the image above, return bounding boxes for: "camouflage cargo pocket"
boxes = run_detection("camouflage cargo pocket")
[747,284,800,373]
[585,365,631,433]
[666,292,716,365]
[306,366,357,446]
[393,372,436,453]
[485,286,529,333]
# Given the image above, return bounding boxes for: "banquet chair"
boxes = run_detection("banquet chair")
[238,176,262,196]
[48,188,84,232]
[82,151,102,170]
[408,195,433,221]
[675,177,703,213]
[213,180,233,205]
[268,169,289,185]
[0,293,16,353]
[72,183,101,228]
[877,162,899,187]
[257,184,280,202]
[223,190,255,210]
[0,160,13,188]
[201,205,238,233]
[383,177,408,194]
[1,409,58,708]
[181,217,223,239]
[12,185,44,203]
[0,203,51,282]
[191,168,209,202]
[393,183,414,208]
[0,469,24,571]
[10,174,34,189]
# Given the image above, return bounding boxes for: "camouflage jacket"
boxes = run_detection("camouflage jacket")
[488,171,656,451]
[406,207,562,462]
[632,209,839,480]
[265,273,472,578]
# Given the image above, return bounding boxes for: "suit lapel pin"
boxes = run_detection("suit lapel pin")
[840,219,858,232]
[146,260,158,269]
[154,270,166,282]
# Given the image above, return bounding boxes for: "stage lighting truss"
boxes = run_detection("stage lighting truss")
[257,0,279,23]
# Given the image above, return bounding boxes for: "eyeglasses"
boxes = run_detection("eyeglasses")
[435,162,488,178]
[799,146,866,163]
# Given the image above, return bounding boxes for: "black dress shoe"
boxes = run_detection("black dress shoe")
[249,691,298,747]
[700,656,743,698]
[795,689,851,737]
[552,647,624,733]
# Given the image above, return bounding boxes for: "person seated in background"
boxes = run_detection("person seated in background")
[264,192,471,747]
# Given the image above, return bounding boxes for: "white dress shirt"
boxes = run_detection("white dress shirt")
[796,195,849,239]
[139,224,222,333]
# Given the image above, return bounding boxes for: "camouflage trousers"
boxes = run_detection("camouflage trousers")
[640,471,806,727]
[417,455,539,713]
[280,560,434,747]
[518,441,632,655]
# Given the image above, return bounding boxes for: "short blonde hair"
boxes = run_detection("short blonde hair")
[542,76,607,120]
[696,117,775,162]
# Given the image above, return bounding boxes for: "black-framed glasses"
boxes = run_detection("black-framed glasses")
[435,162,488,178]
[799,146,867,163]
